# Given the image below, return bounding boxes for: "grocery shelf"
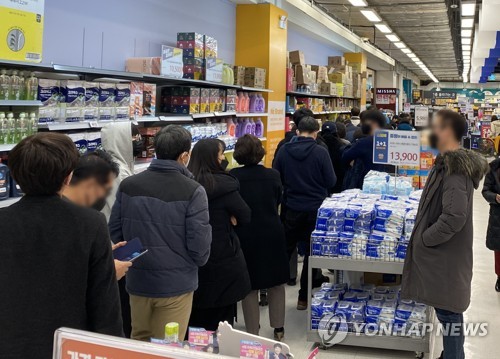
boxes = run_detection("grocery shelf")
[214,111,237,117]
[0,144,16,152]
[286,110,351,115]
[241,86,273,93]
[159,115,193,123]
[309,256,404,275]
[0,100,43,107]
[306,331,429,353]
[287,91,361,100]
[235,112,268,117]
[0,197,21,209]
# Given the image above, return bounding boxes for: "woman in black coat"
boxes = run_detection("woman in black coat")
[188,139,252,331]
[230,135,289,340]
[482,157,500,292]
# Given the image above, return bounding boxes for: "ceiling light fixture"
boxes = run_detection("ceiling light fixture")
[407,53,417,58]
[348,0,368,6]
[385,34,400,42]
[401,48,411,54]
[375,23,392,33]
[461,18,474,28]
[461,2,476,17]
[461,37,471,45]
[412,57,421,63]
[360,9,382,22]
[461,29,472,37]
[462,44,471,51]
[393,42,406,49]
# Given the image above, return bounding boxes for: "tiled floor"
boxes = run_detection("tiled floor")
[234,186,500,358]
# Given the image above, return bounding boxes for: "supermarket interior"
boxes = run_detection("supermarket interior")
[1,0,500,358]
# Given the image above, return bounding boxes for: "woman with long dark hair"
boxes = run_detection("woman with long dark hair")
[482,157,500,292]
[188,139,252,330]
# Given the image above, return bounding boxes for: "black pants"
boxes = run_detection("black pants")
[435,308,465,359]
[285,209,320,301]
[118,277,132,338]
[188,304,236,332]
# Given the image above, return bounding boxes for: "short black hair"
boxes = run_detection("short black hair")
[292,108,314,126]
[234,134,266,166]
[363,110,386,129]
[9,133,79,196]
[71,150,119,186]
[491,115,498,122]
[154,125,192,160]
[436,109,467,142]
[351,107,360,116]
[335,121,347,139]
[274,343,282,349]
[297,116,320,133]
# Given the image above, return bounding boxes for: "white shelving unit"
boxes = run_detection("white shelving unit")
[0,100,43,107]
[306,256,432,356]
[287,91,360,100]
[0,197,21,208]
[235,112,268,118]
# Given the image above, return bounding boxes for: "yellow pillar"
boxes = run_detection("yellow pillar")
[344,52,367,108]
[235,3,287,167]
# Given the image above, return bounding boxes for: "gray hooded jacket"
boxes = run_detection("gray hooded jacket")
[401,149,489,313]
[101,122,135,220]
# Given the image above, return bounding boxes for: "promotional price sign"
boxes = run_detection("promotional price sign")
[414,106,429,127]
[373,130,421,166]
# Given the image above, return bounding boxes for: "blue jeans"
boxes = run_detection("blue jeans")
[435,308,465,359]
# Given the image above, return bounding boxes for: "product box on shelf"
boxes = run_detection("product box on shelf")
[204,35,218,58]
[209,88,221,112]
[60,80,85,108]
[143,83,156,116]
[289,50,305,65]
[160,46,183,78]
[295,65,311,85]
[162,87,201,114]
[200,88,210,113]
[205,58,223,83]
[311,66,328,83]
[98,83,116,121]
[182,57,204,80]
[319,82,338,96]
[286,68,294,92]
[226,89,237,112]
[244,67,266,89]
[138,127,160,158]
[328,56,346,67]
[84,81,99,121]
[328,72,346,84]
[114,84,131,120]
[234,66,246,86]
[336,83,344,97]
[126,57,161,75]
[129,82,144,118]
[176,32,204,58]
[0,0,44,63]
[37,79,59,106]
[68,133,88,154]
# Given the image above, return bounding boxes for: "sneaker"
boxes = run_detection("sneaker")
[496,277,500,292]
[297,299,307,310]
[273,328,285,341]
[287,278,297,286]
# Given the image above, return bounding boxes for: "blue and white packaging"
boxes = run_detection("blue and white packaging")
[68,132,87,155]
[311,230,326,256]
[115,83,131,119]
[86,132,102,152]
[61,80,85,108]
[99,83,116,120]
[38,79,60,106]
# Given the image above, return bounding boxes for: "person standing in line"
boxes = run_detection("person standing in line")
[401,109,488,359]
[188,139,252,331]
[481,157,500,292]
[333,121,351,146]
[62,150,132,281]
[0,133,123,359]
[320,122,349,194]
[101,122,143,337]
[109,125,212,341]
[273,117,337,310]
[345,107,360,142]
[490,115,500,138]
[230,135,289,340]
[397,113,415,131]
[342,110,391,189]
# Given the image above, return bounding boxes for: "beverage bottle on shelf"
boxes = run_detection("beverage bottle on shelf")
[257,94,266,113]
[249,94,257,113]
[227,118,236,137]
[244,93,250,113]
[236,92,244,113]
[9,70,22,101]
[0,69,9,100]
[235,119,242,138]
[18,71,26,100]
[255,118,264,138]
[243,118,252,135]
[28,112,38,136]
[0,113,7,144]
[25,72,38,101]
[18,112,28,141]
[6,113,15,144]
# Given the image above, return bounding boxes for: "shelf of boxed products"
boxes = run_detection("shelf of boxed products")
[0,61,274,93]
[287,91,360,100]
[0,197,21,209]
[235,113,268,118]
[0,100,43,107]
[286,110,351,116]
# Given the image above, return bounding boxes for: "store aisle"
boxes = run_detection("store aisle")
[236,186,500,358]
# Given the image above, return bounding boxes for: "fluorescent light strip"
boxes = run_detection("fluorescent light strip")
[360,9,382,22]
[462,18,474,28]
[401,48,411,54]
[385,34,400,42]
[462,44,471,51]
[407,53,417,58]
[375,23,392,33]
[348,0,368,6]
[461,37,471,45]
[461,29,472,37]
[393,42,406,49]
[461,2,476,17]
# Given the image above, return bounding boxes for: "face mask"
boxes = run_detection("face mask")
[132,139,144,157]
[91,197,107,212]
[361,123,372,135]
[221,159,229,171]
[428,133,439,149]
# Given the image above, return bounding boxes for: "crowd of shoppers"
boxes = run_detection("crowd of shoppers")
[2,103,496,359]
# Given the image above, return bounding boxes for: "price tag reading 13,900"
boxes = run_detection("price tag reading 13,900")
[373,130,421,166]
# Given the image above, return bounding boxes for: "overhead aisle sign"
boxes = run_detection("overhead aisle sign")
[373,130,421,167]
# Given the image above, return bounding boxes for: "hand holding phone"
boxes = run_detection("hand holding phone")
[113,238,148,262]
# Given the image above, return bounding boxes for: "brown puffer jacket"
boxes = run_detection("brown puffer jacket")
[401,149,488,313]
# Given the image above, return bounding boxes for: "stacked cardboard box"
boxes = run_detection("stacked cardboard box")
[129,82,157,118]
[126,57,161,75]
[244,67,266,88]
[176,32,220,81]
[234,66,246,86]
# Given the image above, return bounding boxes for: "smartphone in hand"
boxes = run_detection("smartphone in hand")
[113,238,148,262]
